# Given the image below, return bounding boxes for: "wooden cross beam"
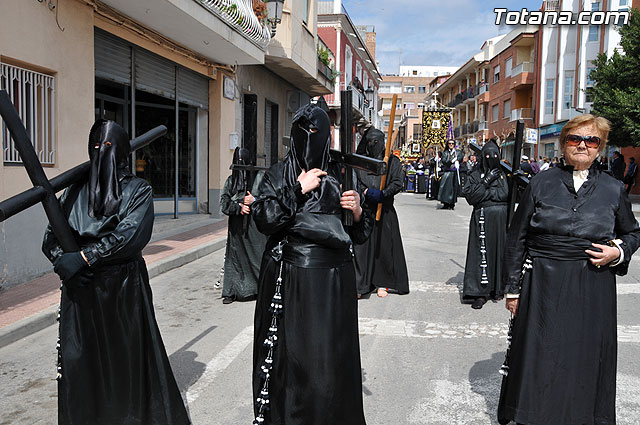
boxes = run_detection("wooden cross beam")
[0,89,167,251]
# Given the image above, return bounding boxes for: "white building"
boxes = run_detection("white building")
[537,0,633,158]
[399,65,461,78]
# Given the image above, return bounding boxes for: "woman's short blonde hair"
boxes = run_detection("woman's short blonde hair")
[559,114,611,151]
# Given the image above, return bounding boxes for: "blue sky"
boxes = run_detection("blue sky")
[342,0,544,75]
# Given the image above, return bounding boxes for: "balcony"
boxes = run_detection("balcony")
[463,86,475,104]
[475,83,490,102]
[511,62,535,88]
[325,82,371,121]
[478,120,488,131]
[511,108,534,122]
[99,0,270,65]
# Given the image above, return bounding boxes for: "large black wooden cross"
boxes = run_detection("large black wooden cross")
[468,120,529,229]
[329,89,386,225]
[0,89,167,252]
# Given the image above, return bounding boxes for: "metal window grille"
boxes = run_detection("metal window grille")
[1,62,56,165]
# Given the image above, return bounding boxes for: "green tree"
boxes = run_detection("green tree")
[589,8,640,147]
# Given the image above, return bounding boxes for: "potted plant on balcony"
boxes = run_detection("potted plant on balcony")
[253,0,267,22]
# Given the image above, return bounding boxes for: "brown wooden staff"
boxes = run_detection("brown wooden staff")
[376,94,398,221]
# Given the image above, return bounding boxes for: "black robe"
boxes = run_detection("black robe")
[354,155,410,295]
[461,168,508,300]
[251,159,373,425]
[220,172,267,300]
[42,177,190,425]
[438,148,464,205]
[498,164,640,425]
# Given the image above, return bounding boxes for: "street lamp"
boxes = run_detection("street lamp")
[365,87,374,106]
[265,0,285,37]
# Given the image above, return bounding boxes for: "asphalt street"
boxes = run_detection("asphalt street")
[1,193,640,424]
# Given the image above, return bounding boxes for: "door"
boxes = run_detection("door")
[243,94,258,164]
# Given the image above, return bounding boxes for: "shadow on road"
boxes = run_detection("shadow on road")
[170,325,217,393]
[468,351,505,425]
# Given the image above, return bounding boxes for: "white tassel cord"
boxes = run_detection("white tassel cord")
[479,207,489,287]
[254,261,284,424]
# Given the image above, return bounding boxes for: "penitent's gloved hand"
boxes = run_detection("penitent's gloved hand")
[481,168,501,186]
[54,252,89,287]
[366,188,384,203]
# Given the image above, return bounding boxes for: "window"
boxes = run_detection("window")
[355,61,362,84]
[545,79,555,114]
[505,57,513,78]
[504,99,511,119]
[404,102,415,110]
[417,103,425,109]
[588,25,599,42]
[418,86,427,93]
[382,99,392,110]
[620,0,628,5]
[1,62,56,165]
[591,1,600,11]
[344,46,353,85]
[563,73,574,109]
[493,65,500,83]
[586,66,595,102]
[412,70,418,76]
[413,124,423,140]
[492,104,499,122]
[302,0,309,24]
[404,85,415,93]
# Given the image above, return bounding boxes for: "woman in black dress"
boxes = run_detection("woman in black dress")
[498,114,640,424]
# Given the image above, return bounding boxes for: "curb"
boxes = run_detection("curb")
[0,237,226,349]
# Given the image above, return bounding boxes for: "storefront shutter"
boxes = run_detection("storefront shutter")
[94,29,131,85]
[178,69,209,110]
[135,49,176,100]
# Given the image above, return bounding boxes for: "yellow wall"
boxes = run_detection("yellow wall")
[0,0,95,199]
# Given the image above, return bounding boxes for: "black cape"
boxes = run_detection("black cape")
[437,148,463,205]
[220,172,267,300]
[43,177,190,425]
[461,168,508,300]
[498,164,640,425]
[354,154,409,295]
[251,158,373,425]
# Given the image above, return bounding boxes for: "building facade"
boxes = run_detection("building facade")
[317,0,382,149]
[0,0,272,288]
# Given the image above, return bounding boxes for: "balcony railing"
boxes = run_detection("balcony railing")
[512,62,535,77]
[511,108,534,121]
[478,120,488,131]
[194,0,271,49]
[325,82,370,118]
[476,83,490,96]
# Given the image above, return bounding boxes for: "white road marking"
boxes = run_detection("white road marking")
[410,281,640,295]
[185,326,253,404]
[358,317,640,343]
[406,373,640,424]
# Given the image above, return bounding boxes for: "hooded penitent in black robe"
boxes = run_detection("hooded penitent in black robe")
[42,120,190,425]
[438,147,464,208]
[353,129,409,296]
[251,105,372,425]
[220,147,267,301]
[497,163,640,425]
[461,141,508,304]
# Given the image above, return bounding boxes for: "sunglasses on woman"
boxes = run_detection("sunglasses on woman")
[565,134,601,149]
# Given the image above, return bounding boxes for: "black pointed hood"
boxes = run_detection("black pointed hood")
[481,140,501,172]
[290,104,331,173]
[87,120,132,218]
[356,128,386,160]
[230,147,252,194]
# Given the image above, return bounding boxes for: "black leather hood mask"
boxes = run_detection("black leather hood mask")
[231,147,252,194]
[87,120,132,218]
[482,140,501,172]
[290,104,331,173]
[356,128,386,160]
[283,104,340,214]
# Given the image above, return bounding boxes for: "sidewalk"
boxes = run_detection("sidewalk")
[0,215,228,348]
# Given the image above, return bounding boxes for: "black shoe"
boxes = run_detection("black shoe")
[471,297,486,309]
[222,296,235,304]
